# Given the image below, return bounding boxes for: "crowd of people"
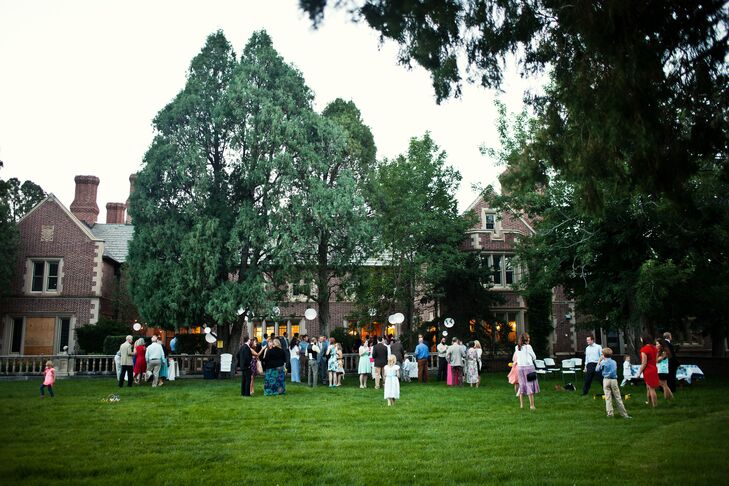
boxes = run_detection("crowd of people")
[116,335,170,388]
[76,327,673,417]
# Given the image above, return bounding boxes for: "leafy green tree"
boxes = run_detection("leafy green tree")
[490,102,729,357]
[128,30,318,352]
[301,1,728,207]
[284,99,377,334]
[0,162,46,295]
[355,133,474,332]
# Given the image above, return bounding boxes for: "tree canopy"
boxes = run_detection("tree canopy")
[0,162,46,295]
[301,1,729,208]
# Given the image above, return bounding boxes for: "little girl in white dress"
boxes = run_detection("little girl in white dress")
[383,355,400,406]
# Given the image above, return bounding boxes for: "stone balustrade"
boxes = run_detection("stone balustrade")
[0,352,442,377]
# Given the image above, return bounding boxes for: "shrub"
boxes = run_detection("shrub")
[76,319,133,353]
[103,335,129,355]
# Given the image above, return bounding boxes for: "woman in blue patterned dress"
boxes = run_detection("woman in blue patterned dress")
[261,339,286,396]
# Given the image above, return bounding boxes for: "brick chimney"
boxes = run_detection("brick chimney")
[125,173,137,224]
[70,175,100,226]
[105,202,126,224]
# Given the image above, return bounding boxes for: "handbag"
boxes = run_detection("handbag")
[526,370,537,382]
[256,360,263,376]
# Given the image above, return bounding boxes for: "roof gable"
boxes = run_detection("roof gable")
[17,194,103,242]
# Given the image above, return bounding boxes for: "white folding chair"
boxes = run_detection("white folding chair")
[534,359,549,378]
[562,359,577,383]
[219,353,233,378]
[572,357,583,379]
[544,357,560,374]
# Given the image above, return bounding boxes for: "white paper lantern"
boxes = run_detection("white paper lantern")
[368,308,377,317]
[304,308,317,320]
[272,306,281,316]
[132,322,142,331]
[444,318,455,328]
[393,312,405,324]
[388,314,397,324]
[442,331,448,336]
[204,327,211,334]
[205,333,216,344]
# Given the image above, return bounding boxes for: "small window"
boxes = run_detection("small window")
[278,323,287,337]
[32,262,45,291]
[59,318,71,351]
[254,324,263,342]
[30,260,61,293]
[11,318,23,353]
[291,324,300,336]
[485,213,495,230]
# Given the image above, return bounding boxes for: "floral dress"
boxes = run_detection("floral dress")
[465,348,479,384]
[328,349,339,372]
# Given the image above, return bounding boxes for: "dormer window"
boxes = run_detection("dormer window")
[485,213,495,231]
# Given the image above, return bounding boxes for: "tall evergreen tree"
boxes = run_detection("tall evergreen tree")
[285,99,377,334]
[128,30,316,351]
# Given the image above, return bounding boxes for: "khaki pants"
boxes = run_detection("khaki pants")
[148,359,161,387]
[603,378,629,417]
[308,360,318,387]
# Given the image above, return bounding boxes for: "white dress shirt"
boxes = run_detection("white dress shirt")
[585,343,603,364]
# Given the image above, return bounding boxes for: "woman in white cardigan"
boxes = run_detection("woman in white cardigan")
[515,333,540,410]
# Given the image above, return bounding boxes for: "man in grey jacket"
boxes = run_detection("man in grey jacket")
[118,335,134,388]
[446,337,466,386]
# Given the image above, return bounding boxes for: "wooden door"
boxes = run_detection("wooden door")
[24,317,56,355]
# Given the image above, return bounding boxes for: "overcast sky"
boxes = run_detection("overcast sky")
[0,0,542,219]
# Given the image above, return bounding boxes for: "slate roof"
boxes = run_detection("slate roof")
[90,224,135,263]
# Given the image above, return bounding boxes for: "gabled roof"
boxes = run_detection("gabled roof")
[18,194,103,242]
[463,193,536,236]
[90,224,135,263]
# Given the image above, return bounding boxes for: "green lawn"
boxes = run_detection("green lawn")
[1,373,726,485]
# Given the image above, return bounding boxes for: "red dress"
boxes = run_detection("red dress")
[640,344,660,388]
[133,345,147,374]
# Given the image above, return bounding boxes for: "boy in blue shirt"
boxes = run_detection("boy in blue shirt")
[596,347,632,419]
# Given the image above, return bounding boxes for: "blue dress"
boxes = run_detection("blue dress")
[290,346,301,382]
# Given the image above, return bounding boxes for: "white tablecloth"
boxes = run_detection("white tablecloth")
[167,359,178,381]
[629,364,704,384]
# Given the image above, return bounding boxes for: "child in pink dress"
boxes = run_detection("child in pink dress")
[40,360,55,398]
[507,351,519,396]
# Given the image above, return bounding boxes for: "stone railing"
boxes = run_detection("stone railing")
[0,355,115,377]
[0,352,443,377]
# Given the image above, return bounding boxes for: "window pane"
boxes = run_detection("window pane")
[12,318,23,353]
[32,262,44,291]
[492,255,502,284]
[485,214,495,230]
[47,262,59,290]
[59,318,71,350]
[278,323,287,336]
[291,324,300,336]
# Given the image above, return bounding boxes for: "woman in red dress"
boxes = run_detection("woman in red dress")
[133,338,147,384]
[637,334,659,407]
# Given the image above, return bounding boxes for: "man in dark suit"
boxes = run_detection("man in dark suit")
[238,336,253,397]
[663,332,679,393]
[371,336,389,389]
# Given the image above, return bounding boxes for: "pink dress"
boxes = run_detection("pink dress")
[447,363,454,386]
[507,351,519,385]
[43,367,56,386]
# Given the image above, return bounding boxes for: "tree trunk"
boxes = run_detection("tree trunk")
[710,320,727,358]
[317,237,330,335]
